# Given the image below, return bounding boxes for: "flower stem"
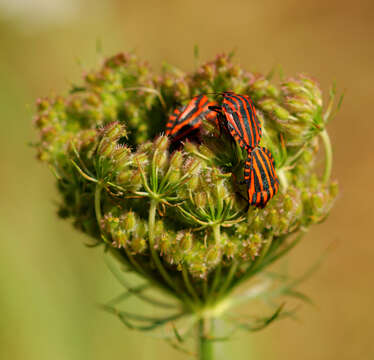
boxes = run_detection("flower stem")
[216,261,238,299]
[207,224,222,304]
[182,265,201,303]
[148,200,174,289]
[198,318,214,360]
[95,183,103,224]
[212,224,221,245]
[148,199,190,304]
[320,129,332,183]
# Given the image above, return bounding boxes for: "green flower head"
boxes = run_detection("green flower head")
[34,52,341,345]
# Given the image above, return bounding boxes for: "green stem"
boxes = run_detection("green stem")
[182,266,201,304]
[148,200,173,288]
[95,183,103,225]
[216,261,238,300]
[320,129,332,184]
[198,318,214,360]
[207,224,222,304]
[122,245,147,277]
[212,224,221,245]
[148,200,190,304]
[208,264,221,305]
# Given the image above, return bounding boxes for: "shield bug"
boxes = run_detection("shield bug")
[209,92,262,150]
[244,146,279,208]
[166,95,217,143]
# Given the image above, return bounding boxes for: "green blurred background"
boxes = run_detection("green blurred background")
[1,0,373,359]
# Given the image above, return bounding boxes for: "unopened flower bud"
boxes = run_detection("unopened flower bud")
[205,246,220,266]
[216,179,228,199]
[186,176,199,191]
[104,122,126,141]
[123,212,136,231]
[274,106,291,120]
[114,230,128,248]
[252,216,264,232]
[159,233,171,255]
[278,217,289,233]
[154,135,169,153]
[284,195,293,213]
[285,96,315,114]
[154,150,168,171]
[169,151,184,170]
[247,233,263,259]
[194,192,207,209]
[259,98,277,112]
[224,241,236,259]
[184,158,202,177]
[129,171,142,190]
[179,232,193,252]
[98,139,116,157]
[268,209,280,228]
[117,169,132,185]
[113,145,131,163]
[184,141,199,154]
[131,236,147,254]
[267,84,280,98]
[168,169,181,184]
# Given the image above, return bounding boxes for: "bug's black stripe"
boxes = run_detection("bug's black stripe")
[254,150,269,191]
[166,109,182,130]
[256,148,274,190]
[223,94,239,111]
[171,118,201,139]
[259,192,264,206]
[241,95,261,140]
[172,124,200,142]
[223,98,245,139]
[251,192,258,205]
[263,147,277,180]
[252,154,262,192]
[179,95,206,122]
[229,93,256,148]
[230,94,254,147]
[245,147,279,208]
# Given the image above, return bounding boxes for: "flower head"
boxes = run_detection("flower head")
[34,52,340,340]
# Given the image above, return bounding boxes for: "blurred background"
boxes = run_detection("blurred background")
[1,0,373,359]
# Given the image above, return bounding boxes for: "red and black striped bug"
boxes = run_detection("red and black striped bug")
[209,92,262,151]
[165,95,217,143]
[243,146,279,208]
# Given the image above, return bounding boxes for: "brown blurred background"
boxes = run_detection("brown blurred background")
[1,0,373,359]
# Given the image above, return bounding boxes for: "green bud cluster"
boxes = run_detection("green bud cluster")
[34,52,340,310]
[256,74,324,147]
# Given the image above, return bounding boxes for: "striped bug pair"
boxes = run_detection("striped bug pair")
[165,92,279,208]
